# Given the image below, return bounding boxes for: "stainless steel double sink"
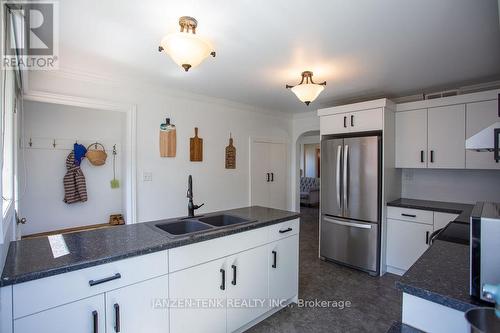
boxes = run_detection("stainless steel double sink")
[153,214,253,238]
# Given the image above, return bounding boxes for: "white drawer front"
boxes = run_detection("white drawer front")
[13,250,168,319]
[387,207,433,225]
[268,219,300,242]
[169,227,269,273]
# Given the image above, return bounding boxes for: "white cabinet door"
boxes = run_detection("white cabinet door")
[14,294,105,333]
[169,257,227,333]
[251,141,287,210]
[269,235,299,303]
[433,212,459,231]
[428,104,466,168]
[395,109,428,168]
[320,113,350,135]
[269,142,287,210]
[386,219,433,271]
[251,141,271,207]
[466,100,500,169]
[349,108,383,132]
[105,275,169,333]
[226,246,269,332]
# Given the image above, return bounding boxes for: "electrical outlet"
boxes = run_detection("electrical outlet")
[143,172,153,182]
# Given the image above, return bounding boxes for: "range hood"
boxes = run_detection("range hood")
[466,122,500,162]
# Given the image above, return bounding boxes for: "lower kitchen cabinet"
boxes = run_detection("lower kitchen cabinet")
[105,275,169,333]
[269,234,299,303]
[14,294,105,333]
[169,257,227,333]
[226,246,269,332]
[386,219,433,273]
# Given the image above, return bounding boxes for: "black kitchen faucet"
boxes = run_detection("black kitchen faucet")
[187,175,204,217]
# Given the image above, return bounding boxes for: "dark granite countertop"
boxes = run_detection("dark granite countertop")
[396,240,490,312]
[387,198,474,223]
[386,321,424,333]
[1,206,300,287]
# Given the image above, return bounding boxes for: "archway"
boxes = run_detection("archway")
[294,130,320,212]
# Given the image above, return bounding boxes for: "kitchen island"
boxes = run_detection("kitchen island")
[0,206,300,333]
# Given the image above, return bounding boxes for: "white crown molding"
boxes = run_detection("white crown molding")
[35,67,293,120]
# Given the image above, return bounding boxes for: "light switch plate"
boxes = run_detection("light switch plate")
[143,172,153,181]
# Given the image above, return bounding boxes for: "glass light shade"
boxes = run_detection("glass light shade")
[160,32,214,70]
[290,83,325,104]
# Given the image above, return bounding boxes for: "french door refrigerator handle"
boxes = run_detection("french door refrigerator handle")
[343,145,349,210]
[336,145,342,208]
[324,217,372,229]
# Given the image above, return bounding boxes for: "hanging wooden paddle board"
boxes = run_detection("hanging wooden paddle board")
[159,118,176,157]
[190,127,203,162]
[225,134,236,169]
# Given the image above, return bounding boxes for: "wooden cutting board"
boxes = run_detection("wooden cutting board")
[190,127,203,162]
[159,129,176,157]
[225,134,236,169]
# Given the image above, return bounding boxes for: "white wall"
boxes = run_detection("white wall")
[304,143,320,178]
[19,101,125,235]
[401,169,500,204]
[27,70,292,223]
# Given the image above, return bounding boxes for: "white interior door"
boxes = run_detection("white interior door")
[428,104,466,168]
[226,246,269,332]
[250,141,270,207]
[269,142,287,210]
[395,109,428,168]
[466,100,500,169]
[105,275,169,333]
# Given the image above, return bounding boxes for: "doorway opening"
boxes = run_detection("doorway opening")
[18,93,136,238]
[295,130,320,213]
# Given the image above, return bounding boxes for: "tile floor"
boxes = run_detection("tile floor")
[247,207,402,333]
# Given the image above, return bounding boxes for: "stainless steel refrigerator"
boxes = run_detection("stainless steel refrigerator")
[320,133,381,275]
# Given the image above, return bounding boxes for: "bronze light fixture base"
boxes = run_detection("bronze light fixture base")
[286,71,327,105]
[179,16,198,34]
[285,71,327,88]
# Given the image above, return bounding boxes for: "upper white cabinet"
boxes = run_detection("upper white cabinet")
[320,108,383,135]
[427,104,466,168]
[395,89,500,170]
[396,105,465,168]
[395,109,428,168]
[466,99,500,169]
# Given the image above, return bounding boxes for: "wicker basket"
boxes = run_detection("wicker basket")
[86,142,107,166]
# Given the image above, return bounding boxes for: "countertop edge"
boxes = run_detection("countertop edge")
[1,210,300,287]
[396,281,476,312]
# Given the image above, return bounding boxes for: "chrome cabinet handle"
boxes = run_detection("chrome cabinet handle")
[336,145,342,208]
[324,217,372,229]
[343,145,349,210]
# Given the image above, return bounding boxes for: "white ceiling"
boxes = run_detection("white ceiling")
[57,0,500,113]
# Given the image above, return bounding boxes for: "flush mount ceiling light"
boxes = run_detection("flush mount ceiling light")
[286,71,326,105]
[158,16,216,72]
